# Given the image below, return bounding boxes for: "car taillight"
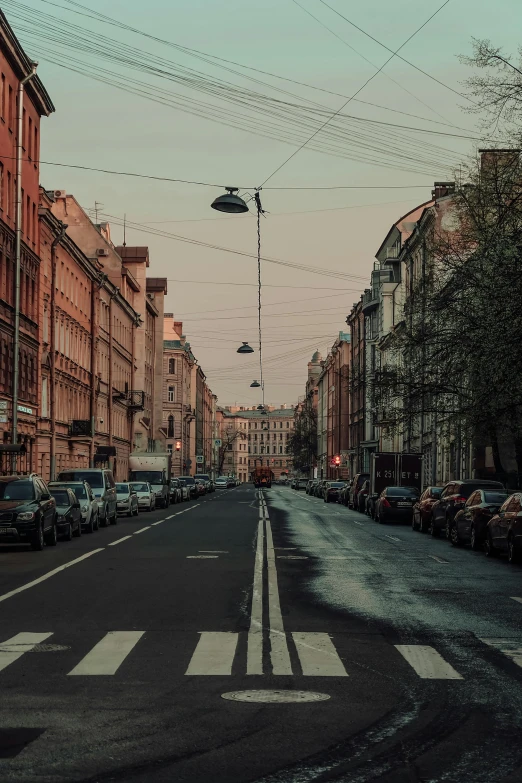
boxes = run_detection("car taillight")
[381,499,391,508]
[455,496,467,504]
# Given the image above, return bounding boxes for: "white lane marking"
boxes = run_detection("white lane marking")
[68,631,145,676]
[511,597,522,605]
[0,549,105,605]
[429,555,449,564]
[151,521,163,526]
[354,521,364,526]
[247,519,264,675]
[480,638,522,668]
[292,633,348,677]
[164,515,175,520]
[108,536,132,546]
[277,555,308,560]
[199,550,229,553]
[0,633,53,672]
[275,547,297,551]
[133,527,151,535]
[264,502,293,675]
[385,535,401,542]
[321,556,350,560]
[174,504,201,516]
[185,632,238,675]
[187,555,219,559]
[395,645,463,679]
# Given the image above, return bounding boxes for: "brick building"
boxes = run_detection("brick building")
[0,12,54,472]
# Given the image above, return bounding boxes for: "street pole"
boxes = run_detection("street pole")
[11,63,37,471]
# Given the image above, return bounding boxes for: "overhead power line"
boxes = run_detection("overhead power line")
[259,0,452,187]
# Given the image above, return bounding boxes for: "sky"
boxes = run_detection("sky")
[6,0,521,406]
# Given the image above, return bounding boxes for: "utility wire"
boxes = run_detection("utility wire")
[260,0,452,187]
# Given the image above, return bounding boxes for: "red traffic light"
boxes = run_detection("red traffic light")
[330,455,341,467]
[175,441,181,451]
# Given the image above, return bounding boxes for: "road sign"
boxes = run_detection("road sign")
[196,455,204,464]
[214,439,222,447]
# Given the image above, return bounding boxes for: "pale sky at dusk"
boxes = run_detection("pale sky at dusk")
[7,0,520,406]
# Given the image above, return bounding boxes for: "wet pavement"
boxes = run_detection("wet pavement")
[0,484,520,782]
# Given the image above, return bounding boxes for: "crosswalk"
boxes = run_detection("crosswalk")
[0,631,521,681]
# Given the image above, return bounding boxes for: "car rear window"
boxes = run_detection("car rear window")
[116,484,129,492]
[387,487,419,496]
[484,491,510,503]
[430,487,443,497]
[179,477,195,485]
[50,490,69,505]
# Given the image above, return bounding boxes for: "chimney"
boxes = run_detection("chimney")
[173,321,183,336]
[431,181,455,200]
[478,148,520,172]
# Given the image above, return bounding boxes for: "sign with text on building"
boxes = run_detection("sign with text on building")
[196,455,204,464]
[17,405,33,415]
[0,400,8,411]
[0,416,7,424]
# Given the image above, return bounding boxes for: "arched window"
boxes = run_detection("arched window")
[167,415,174,438]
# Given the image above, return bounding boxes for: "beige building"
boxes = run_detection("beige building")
[163,316,215,476]
[219,405,295,482]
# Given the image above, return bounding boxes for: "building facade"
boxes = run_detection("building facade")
[0,13,54,473]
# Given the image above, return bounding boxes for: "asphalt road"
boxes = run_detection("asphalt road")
[0,484,521,783]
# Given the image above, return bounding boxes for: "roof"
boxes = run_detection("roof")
[375,199,434,260]
[221,408,294,418]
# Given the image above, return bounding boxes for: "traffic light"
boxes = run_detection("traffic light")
[330,455,341,467]
[175,441,181,452]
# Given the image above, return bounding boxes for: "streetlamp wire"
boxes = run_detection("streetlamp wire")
[254,190,265,406]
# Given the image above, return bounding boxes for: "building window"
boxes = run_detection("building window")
[286,422,289,428]
[167,444,173,455]
[168,386,175,402]
[167,415,174,438]
[279,422,282,428]
[168,358,176,374]
[41,376,48,418]
[279,446,283,454]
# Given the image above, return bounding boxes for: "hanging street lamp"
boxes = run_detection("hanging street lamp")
[237,342,254,354]
[250,380,261,388]
[211,187,249,214]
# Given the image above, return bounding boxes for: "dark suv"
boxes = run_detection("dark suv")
[430,479,505,539]
[0,475,57,551]
[348,473,370,509]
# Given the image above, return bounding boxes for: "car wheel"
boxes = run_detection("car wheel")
[31,523,44,551]
[429,520,439,538]
[419,515,427,534]
[508,536,520,564]
[110,512,117,525]
[450,523,461,547]
[470,525,481,551]
[412,515,417,531]
[44,519,58,546]
[445,518,451,540]
[93,512,99,531]
[101,507,109,527]
[85,515,94,534]
[484,533,497,557]
[63,522,73,542]
[73,519,82,538]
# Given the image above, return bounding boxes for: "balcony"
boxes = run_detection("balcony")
[69,420,92,438]
[361,289,379,315]
[112,389,145,411]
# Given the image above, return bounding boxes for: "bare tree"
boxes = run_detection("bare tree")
[287,400,317,474]
[218,429,247,475]
[374,152,522,487]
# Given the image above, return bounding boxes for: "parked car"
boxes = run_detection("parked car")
[0,474,57,551]
[348,473,370,509]
[178,476,198,499]
[49,480,98,533]
[295,478,308,491]
[226,477,236,488]
[116,483,139,517]
[357,480,370,512]
[176,479,191,501]
[339,483,350,506]
[324,481,345,503]
[314,480,326,498]
[49,487,82,540]
[365,492,379,519]
[375,486,420,524]
[452,488,510,549]
[215,477,228,489]
[195,474,214,493]
[430,480,505,539]
[57,468,117,526]
[486,492,522,563]
[169,479,182,505]
[412,487,444,533]
[195,479,207,496]
[306,480,316,495]
[130,481,155,512]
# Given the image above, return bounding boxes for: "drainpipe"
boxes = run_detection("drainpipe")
[49,222,67,481]
[89,274,104,468]
[108,290,116,473]
[11,62,37,469]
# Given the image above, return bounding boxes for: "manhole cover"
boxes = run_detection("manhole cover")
[221,690,330,704]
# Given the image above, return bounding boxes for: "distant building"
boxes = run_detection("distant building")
[219,405,295,482]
